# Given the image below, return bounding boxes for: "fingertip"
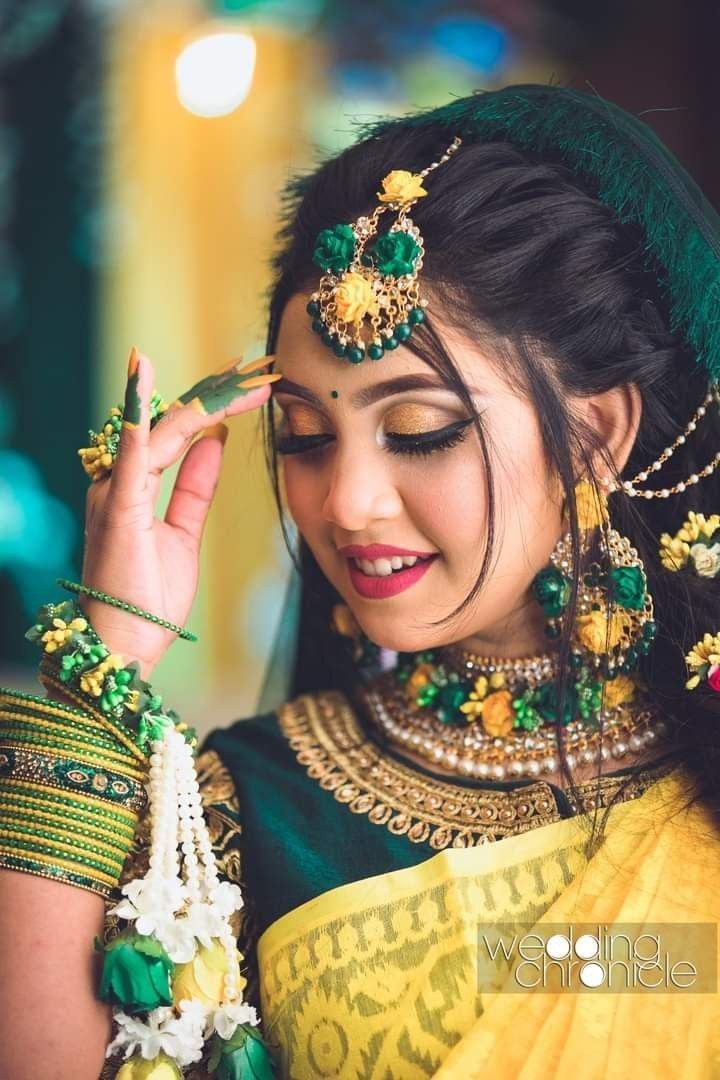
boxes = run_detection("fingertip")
[201,422,229,446]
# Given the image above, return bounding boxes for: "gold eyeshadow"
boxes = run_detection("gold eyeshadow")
[283,403,330,435]
[383,404,458,435]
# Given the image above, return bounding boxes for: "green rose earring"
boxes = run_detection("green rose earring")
[531,479,657,688]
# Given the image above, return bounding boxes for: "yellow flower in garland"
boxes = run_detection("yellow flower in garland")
[172,939,245,1009]
[574,479,608,531]
[678,511,720,543]
[459,675,489,720]
[659,533,691,571]
[377,170,428,205]
[576,609,625,654]
[660,512,720,572]
[603,674,636,708]
[79,655,122,697]
[685,632,720,688]
[480,690,515,736]
[41,616,88,653]
[334,272,379,324]
[116,1054,182,1080]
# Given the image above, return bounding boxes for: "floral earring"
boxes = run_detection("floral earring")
[329,603,384,673]
[531,478,657,683]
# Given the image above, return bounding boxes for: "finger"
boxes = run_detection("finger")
[149,360,279,477]
[109,347,154,515]
[164,422,228,546]
[169,354,278,413]
[161,354,275,415]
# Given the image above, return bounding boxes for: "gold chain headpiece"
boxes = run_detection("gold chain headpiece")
[306,136,462,364]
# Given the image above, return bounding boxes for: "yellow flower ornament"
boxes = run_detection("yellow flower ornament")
[334,272,379,324]
[574,479,608,531]
[480,690,515,737]
[685,632,720,690]
[41,616,88,653]
[172,938,245,1010]
[377,170,428,204]
[659,512,720,575]
[576,609,626,654]
[603,674,636,708]
[116,1055,182,1080]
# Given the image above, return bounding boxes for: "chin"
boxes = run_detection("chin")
[345,609,448,655]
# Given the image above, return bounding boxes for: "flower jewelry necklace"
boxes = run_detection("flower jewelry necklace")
[360,647,666,781]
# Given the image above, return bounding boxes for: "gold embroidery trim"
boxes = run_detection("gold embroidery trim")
[277,689,679,850]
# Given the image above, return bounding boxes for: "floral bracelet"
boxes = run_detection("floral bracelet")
[23,598,275,1079]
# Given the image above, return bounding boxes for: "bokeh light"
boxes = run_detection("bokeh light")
[175,31,257,117]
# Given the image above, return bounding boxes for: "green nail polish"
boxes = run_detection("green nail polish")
[195,380,256,415]
[123,367,142,427]
[178,368,248,410]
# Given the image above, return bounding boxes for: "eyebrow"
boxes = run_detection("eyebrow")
[273,373,477,409]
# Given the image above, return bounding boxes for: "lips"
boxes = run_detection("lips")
[347,553,438,599]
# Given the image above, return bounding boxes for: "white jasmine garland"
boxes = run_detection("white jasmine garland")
[212,1000,260,1041]
[106,1003,205,1066]
[109,876,188,936]
[105,724,264,1076]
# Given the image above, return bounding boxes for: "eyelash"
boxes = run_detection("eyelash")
[274,417,474,460]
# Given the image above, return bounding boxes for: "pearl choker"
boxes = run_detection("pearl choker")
[359,644,667,781]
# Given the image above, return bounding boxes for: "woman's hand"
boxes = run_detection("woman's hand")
[80,348,278,677]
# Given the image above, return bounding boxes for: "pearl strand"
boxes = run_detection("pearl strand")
[146,727,242,1003]
[148,731,180,882]
[612,384,720,499]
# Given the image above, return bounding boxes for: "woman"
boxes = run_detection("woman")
[1,84,720,1079]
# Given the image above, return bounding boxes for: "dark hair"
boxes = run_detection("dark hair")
[261,119,720,837]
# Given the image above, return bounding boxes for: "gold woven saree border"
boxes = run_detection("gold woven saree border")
[277,690,679,851]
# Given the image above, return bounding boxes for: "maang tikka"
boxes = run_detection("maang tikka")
[306,136,463,364]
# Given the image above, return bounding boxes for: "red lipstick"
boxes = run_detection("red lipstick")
[346,553,438,599]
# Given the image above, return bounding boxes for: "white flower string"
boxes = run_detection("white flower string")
[103,722,268,1078]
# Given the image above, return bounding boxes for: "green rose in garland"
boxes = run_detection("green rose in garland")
[372,230,422,276]
[99,929,174,1014]
[312,224,356,273]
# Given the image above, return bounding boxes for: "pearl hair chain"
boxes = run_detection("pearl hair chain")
[608,383,720,499]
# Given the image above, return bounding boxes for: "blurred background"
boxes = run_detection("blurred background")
[1,0,719,736]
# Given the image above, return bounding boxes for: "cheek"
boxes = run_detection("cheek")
[282,460,323,534]
[405,454,488,554]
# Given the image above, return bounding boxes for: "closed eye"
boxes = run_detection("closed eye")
[274,417,474,459]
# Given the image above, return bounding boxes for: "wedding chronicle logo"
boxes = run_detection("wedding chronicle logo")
[476,923,717,993]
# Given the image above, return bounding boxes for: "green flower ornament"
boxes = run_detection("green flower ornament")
[312,224,356,273]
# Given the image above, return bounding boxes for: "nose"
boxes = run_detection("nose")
[321,441,403,532]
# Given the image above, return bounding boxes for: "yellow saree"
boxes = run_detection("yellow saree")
[257,765,720,1078]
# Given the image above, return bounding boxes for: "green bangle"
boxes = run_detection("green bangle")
[56,579,198,642]
[0,688,147,897]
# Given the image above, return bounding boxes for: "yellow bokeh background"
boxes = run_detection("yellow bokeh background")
[100,10,319,732]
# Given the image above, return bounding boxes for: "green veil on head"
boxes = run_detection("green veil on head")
[254,82,720,714]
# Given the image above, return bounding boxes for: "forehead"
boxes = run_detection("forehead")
[274,292,506,396]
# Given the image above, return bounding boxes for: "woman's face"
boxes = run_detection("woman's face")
[272,293,564,656]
